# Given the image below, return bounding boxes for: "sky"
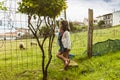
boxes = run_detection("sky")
[0,0,27,33]
[66,0,120,21]
[0,0,120,34]
[0,0,120,22]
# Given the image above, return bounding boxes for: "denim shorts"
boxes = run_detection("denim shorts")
[58,32,67,53]
[59,46,67,53]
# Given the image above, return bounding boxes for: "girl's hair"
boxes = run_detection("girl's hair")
[60,20,70,31]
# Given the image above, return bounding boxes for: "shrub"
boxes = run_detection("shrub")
[69,21,84,32]
[97,20,105,28]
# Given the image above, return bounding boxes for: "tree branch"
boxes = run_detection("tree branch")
[35,16,42,34]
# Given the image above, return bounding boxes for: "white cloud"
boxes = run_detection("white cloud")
[66,0,120,21]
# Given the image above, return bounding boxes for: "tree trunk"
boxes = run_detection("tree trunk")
[42,70,47,80]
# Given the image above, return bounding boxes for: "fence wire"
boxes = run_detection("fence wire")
[0,0,120,79]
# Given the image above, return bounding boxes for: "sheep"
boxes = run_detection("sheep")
[19,42,25,50]
[30,41,37,46]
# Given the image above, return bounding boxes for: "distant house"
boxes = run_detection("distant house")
[113,11,120,26]
[96,16,103,22]
[0,28,30,40]
[96,10,120,26]
[15,27,30,35]
[96,13,113,26]
[83,18,97,26]
[0,32,17,40]
[83,18,88,25]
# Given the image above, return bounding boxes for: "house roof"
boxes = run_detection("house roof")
[96,16,103,18]
[96,13,112,18]
[15,27,29,30]
[103,13,112,16]
[0,32,17,37]
[113,10,120,13]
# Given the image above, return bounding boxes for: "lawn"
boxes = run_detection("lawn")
[0,26,120,80]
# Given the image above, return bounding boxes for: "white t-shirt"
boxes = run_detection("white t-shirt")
[62,31,71,49]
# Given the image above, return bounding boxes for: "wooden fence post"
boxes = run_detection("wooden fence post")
[64,9,67,20]
[87,9,93,58]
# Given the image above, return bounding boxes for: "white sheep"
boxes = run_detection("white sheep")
[19,42,25,50]
[30,41,37,46]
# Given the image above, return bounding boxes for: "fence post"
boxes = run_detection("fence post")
[64,9,67,20]
[87,9,93,58]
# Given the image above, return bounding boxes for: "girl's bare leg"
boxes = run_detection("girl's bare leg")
[63,49,70,70]
[56,52,68,62]
[56,51,70,70]
[63,49,70,59]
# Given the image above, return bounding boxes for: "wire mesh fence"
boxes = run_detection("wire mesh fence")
[0,0,86,74]
[0,0,120,80]
[0,0,41,72]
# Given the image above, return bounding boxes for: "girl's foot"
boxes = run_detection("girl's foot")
[64,59,70,70]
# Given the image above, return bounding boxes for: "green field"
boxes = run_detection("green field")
[0,26,120,80]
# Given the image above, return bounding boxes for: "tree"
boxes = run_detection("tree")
[17,0,67,80]
[0,1,7,11]
[98,20,105,28]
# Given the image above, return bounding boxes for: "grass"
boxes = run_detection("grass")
[0,26,120,80]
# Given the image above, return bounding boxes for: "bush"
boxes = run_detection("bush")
[98,20,105,26]
[96,20,112,29]
[20,34,34,39]
[39,26,53,37]
[69,21,85,32]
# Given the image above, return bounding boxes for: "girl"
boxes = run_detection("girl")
[56,20,71,70]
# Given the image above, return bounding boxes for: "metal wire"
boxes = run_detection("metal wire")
[0,0,119,75]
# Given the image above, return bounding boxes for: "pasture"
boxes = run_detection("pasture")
[0,26,120,80]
